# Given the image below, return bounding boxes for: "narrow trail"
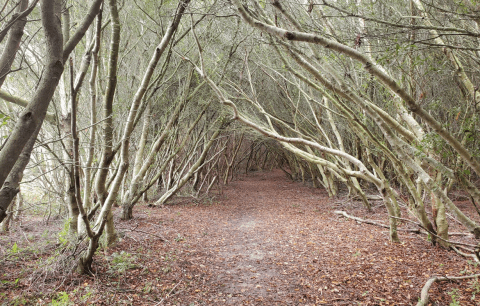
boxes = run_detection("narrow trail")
[111,169,477,305]
[148,169,338,305]
[2,171,478,305]
[202,170,322,304]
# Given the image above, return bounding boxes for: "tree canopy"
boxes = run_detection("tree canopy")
[1,0,480,303]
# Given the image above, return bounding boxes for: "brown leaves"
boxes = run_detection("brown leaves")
[2,170,479,305]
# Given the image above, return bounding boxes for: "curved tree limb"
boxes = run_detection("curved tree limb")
[0,0,63,190]
[231,0,480,178]
[0,0,103,191]
[416,274,480,306]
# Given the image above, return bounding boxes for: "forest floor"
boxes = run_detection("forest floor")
[1,170,480,305]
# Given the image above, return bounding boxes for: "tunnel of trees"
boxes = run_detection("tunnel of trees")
[1,0,480,304]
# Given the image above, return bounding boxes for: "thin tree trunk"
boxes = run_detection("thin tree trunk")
[154,126,223,206]
[0,0,29,88]
[95,0,121,206]
[0,0,63,190]
[0,123,41,223]
[0,0,101,196]
[233,0,480,178]
[83,10,102,211]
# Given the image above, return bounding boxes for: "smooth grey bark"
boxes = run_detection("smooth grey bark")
[67,28,95,235]
[83,10,102,211]
[98,0,121,247]
[0,0,103,192]
[0,0,28,88]
[95,0,121,206]
[70,58,95,239]
[0,0,63,191]
[0,0,38,44]
[0,123,41,223]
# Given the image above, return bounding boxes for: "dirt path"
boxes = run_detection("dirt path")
[116,169,478,305]
[2,170,479,305]
[203,171,315,304]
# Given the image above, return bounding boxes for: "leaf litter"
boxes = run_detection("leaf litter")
[1,170,479,305]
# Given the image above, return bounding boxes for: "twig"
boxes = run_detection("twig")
[124,234,137,242]
[455,245,475,253]
[22,231,31,243]
[449,232,473,236]
[446,212,463,225]
[34,115,112,148]
[416,274,480,306]
[120,223,168,242]
[154,280,182,305]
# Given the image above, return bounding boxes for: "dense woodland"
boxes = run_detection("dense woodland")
[1,0,480,304]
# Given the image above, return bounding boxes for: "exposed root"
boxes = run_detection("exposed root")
[451,246,480,263]
[416,274,480,306]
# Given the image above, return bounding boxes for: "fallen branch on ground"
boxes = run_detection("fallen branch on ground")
[390,216,478,248]
[155,279,183,305]
[416,274,480,306]
[335,211,480,261]
[333,210,421,233]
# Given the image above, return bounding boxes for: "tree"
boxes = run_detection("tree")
[0,0,103,223]
[1,0,479,279]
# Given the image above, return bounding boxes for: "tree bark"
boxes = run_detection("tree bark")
[83,9,102,211]
[0,0,63,189]
[95,0,121,206]
[232,0,480,178]
[0,0,29,88]
[154,127,223,206]
[0,0,102,191]
[0,123,40,223]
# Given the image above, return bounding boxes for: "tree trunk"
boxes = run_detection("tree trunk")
[0,0,101,196]
[0,0,29,88]
[154,127,223,206]
[121,203,133,220]
[83,10,102,211]
[0,0,63,190]
[0,123,41,223]
[0,197,14,232]
[95,0,121,207]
